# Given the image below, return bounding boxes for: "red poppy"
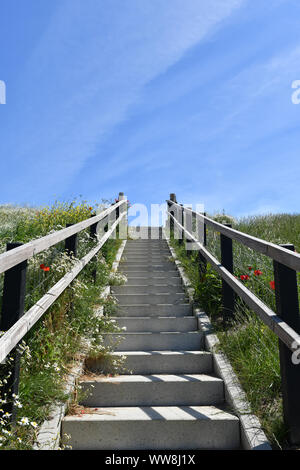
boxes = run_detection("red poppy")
[248,266,253,271]
[254,269,263,276]
[89,207,92,211]
[240,274,250,281]
[269,281,275,290]
[40,264,45,270]
[43,267,50,272]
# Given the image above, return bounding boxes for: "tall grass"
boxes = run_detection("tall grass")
[0,200,123,449]
[171,212,300,448]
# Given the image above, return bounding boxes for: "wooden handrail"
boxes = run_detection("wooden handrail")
[0,211,126,363]
[168,211,300,352]
[167,200,300,272]
[168,193,300,444]
[0,199,126,275]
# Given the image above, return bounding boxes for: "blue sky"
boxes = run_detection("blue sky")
[0,0,300,219]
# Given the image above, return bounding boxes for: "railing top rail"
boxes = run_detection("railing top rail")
[0,199,126,275]
[168,211,300,352]
[167,200,300,272]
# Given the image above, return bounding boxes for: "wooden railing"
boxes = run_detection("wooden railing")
[167,193,300,445]
[0,192,127,418]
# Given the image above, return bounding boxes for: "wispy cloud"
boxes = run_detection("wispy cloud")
[0,0,244,202]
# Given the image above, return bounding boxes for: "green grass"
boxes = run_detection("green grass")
[170,212,300,449]
[0,200,124,449]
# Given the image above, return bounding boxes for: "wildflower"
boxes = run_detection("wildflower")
[31,421,38,429]
[2,429,12,436]
[240,275,250,281]
[17,437,22,443]
[254,270,263,276]
[269,281,275,290]
[40,264,50,272]
[248,266,253,271]
[19,417,30,426]
[3,412,11,418]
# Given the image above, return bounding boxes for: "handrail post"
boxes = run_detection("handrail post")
[198,212,207,277]
[220,223,235,325]
[115,203,120,240]
[168,193,176,238]
[108,203,116,239]
[273,243,300,445]
[65,224,78,312]
[90,217,98,284]
[65,224,78,257]
[185,207,193,257]
[178,204,184,245]
[0,243,27,422]
[118,192,128,240]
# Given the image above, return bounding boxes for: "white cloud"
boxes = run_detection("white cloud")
[3,0,245,199]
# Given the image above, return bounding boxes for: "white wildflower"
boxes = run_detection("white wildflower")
[19,417,30,426]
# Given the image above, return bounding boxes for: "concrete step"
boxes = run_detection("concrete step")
[121,261,174,266]
[80,374,224,407]
[121,271,181,280]
[111,285,185,295]
[123,254,171,259]
[125,245,169,249]
[123,248,170,253]
[124,243,169,247]
[120,265,177,272]
[125,248,169,252]
[124,276,182,286]
[121,256,172,263]
[89,350,213,375]
[126,238,166,242]
[62,405,240,450]
[103,331,203,351]
[114,293,186,305]
[116,304,192,317]
[111,316,197,332]
[123,247,171,252]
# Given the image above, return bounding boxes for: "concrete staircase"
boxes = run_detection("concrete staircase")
[62,234,240,450]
